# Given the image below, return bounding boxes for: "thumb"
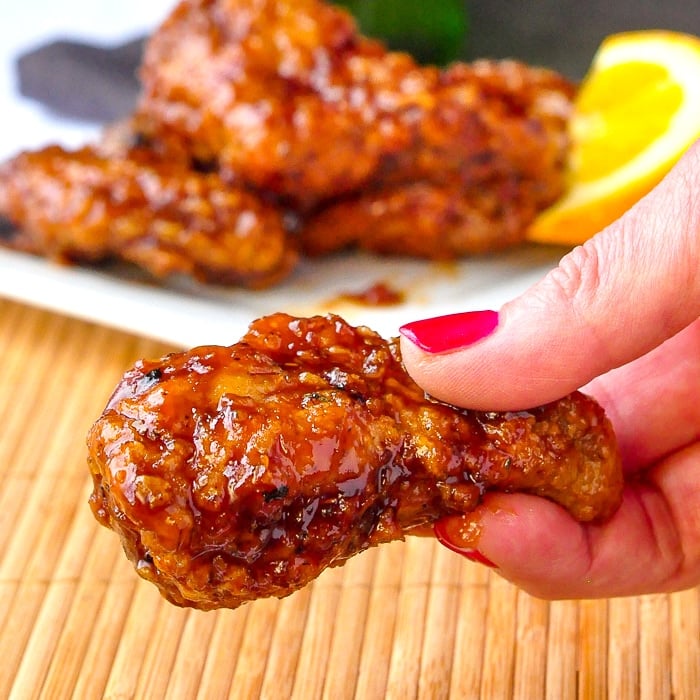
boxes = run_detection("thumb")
[399,140,700,411]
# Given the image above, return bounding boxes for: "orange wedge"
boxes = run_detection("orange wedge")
[527,30,700,246]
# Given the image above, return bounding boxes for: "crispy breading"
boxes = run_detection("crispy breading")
[0,145,295,286]
[88,313,622,610]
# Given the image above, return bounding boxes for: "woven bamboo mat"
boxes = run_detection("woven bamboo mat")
[1,297,699,699]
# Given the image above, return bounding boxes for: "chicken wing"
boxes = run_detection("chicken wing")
[301,177,543,258]
[0,0,575,282]
[0,145,295,287]
[88,313,622,610]
[300,58,574,257]
[137,1,573,206]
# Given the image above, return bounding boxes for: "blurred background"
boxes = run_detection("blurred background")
[338,0,700,78]
[4,0,700,160]
[468,0,700,78]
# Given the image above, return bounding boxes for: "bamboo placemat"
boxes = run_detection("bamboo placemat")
[1,297,699,699]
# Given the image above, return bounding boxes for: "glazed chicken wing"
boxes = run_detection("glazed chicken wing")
[300,58,574,257]
[88,313,622,611]
[0,145,295,287]
[0,0,575,282]
[137,0,575,254]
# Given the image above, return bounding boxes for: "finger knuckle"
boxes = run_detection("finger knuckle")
[539,241,604,313]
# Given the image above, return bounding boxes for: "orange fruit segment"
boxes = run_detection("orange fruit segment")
[527,31,700,246]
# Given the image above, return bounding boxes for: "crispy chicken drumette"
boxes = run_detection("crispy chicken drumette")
[88,313,622,610]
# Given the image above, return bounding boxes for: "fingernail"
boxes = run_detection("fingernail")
[399,310,498,354]
[456,547,497,568]
[434,518,497,568]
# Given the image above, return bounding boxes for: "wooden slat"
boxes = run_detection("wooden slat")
[577,599,609,700]
[70,574,140,699]
[512,591,549,700]
[230,597,282,698]
[384,537,436,699]
[259,588,311,700]
[130,595,191,698]
[448,568,490,698]
[479,575,518,698]
[164,609,219,699]
[289,567,343,700]
[320,549,376,700]
[101,585,173,699]
[195,608,250,700]
[670,587,700,699]
[352,540,404,699]
[608,596,640,699]
[1,298,700,699]
[639,594,672,700]
[417,543,463,700]
[26,492,123,700]
[544,600,579,700]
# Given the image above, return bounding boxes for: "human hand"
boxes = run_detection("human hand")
[399,140,700,599]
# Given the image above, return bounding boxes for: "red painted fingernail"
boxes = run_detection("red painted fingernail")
[434,519,497,568]
[399,310,498,354]
[458,548,497,568]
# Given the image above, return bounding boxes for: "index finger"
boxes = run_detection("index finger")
[434,441,700,598]
[400,140,700,412]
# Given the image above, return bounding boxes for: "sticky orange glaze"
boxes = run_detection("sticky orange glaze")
[88,313,622,610]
